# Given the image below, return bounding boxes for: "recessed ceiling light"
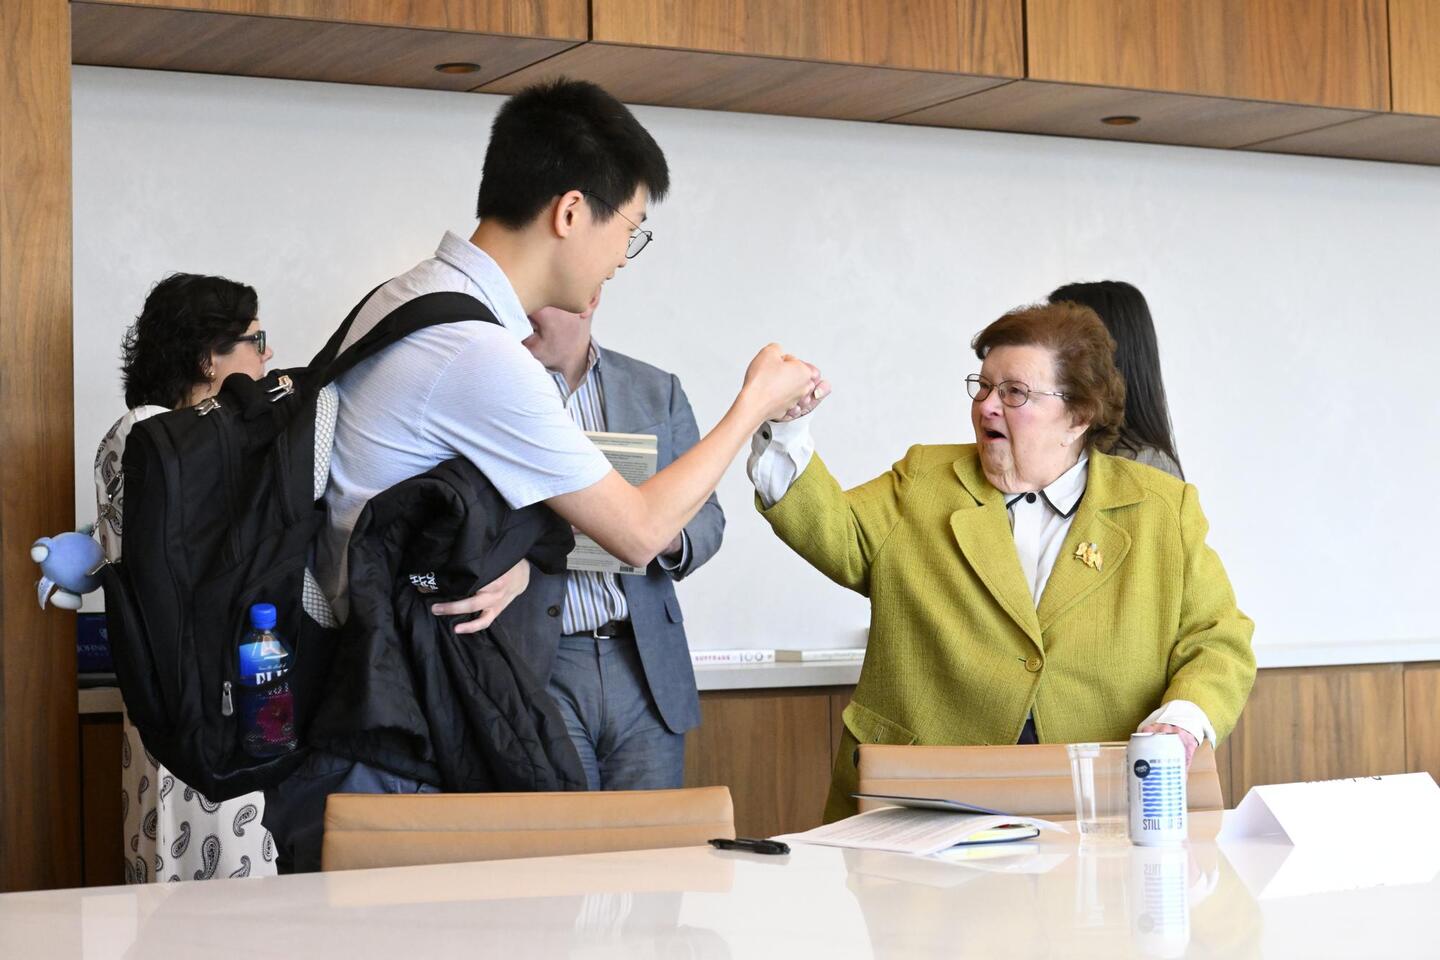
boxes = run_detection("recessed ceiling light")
[1101,115,1140,126]
[435,62,482,75]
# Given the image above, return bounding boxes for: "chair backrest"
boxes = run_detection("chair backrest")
[321,786,736,871]
[856,743,1223,819]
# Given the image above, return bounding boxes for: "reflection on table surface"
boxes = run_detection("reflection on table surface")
[3,811,1438,959]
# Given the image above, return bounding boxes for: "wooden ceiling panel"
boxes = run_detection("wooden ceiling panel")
[480,42,1008,122]
[71,3,578,91]
[890,80,1372,151]
[75,0,589,40]
[1246,114,1440,167]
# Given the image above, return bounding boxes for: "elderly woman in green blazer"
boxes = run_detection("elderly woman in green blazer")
[749,302,1255,821]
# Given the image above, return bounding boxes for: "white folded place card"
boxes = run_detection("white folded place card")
[1218,772,1440,846]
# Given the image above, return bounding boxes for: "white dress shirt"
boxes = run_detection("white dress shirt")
[747,419,1215,746]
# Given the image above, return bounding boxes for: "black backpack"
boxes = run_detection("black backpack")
[101,288,499,801]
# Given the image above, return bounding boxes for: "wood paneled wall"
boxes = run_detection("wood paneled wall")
[0,0,80,893]
[79,718,123,887]
[1404,663,1440,785]
[1225,663,1409,801]
[593,0,1023,75]
[683,687,849,838]
[1390,0,1440,116]
[1027,0,1391,111]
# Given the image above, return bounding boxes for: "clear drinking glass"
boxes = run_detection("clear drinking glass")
[1067,742,1129,839]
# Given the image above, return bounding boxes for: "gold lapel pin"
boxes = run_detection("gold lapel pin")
[1073,542,1102,571]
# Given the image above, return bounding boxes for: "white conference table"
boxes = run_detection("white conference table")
[3,811,1438,959]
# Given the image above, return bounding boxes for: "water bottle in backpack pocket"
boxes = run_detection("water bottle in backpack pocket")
[236,602,298,758]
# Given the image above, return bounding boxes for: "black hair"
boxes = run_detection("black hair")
[120,273,258,410]
[476,78,670,227]
[1048,280,1183,477]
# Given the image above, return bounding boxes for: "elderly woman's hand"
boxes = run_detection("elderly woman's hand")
[774,362,831,422]
[1139,722,1198,767]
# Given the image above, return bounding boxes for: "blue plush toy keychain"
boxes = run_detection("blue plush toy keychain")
[31,526,105,610]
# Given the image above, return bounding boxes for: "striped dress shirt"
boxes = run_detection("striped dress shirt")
[549,342,630,634]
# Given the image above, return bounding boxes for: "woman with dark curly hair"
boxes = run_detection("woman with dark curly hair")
[119,272,271,410]
[95,273,276,882]
[749,302,1255,821]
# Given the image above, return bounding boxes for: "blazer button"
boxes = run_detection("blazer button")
[546,605,561,617]
[1024,656,1043,673]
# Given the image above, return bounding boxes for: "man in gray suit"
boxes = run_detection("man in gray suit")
[501,291,723,789]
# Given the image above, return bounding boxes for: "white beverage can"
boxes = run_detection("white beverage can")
[1126,732,1187,845]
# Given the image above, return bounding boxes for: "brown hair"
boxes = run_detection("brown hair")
[971,302,1126,453]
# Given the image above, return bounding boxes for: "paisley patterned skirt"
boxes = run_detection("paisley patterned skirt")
[120,716,277,882]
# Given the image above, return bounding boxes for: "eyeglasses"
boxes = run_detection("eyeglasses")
[965,374,1069,407]
[581,192,653,259]
[233,330,267,355]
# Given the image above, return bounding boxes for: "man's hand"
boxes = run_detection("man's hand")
[431,559,531,635]
[742,344,821,422]
[1139,722,1198,767]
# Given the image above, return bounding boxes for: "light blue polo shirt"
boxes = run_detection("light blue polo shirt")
[318,231,610,619]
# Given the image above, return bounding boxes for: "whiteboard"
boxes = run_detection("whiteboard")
[73,66,1440,654]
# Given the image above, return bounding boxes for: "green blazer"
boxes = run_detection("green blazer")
[759,444,1256,821]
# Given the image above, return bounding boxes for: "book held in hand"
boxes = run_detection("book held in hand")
[568,431,658,576]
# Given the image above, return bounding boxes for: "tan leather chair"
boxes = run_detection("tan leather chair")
[321,786,736,872]
[856,743,1223,819]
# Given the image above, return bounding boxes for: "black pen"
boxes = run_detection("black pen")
[709,837,790,855]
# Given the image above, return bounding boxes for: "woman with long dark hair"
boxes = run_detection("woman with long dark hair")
[1048,280,1183,480]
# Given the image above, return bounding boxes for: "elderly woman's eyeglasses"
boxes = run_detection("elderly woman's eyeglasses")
[966,374,1069,407]
[233,331,267,355]
[580,191,653,259]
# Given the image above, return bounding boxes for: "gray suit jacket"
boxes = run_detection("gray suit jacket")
[497,347,724,734]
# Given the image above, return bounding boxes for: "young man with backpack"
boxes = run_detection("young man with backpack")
[260,79,824,870]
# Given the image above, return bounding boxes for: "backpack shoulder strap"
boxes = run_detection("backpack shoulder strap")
[314,290,501,388]
[309,282,385,374]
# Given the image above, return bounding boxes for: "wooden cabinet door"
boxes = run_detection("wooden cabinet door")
[1405,663,1440,786]
[685,688,839,838]
[1391,0,1440,116]
[594,0,1023,76]
[1227,664,1407,801]
[80,717,124,887]
[1027,0,1389,111]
